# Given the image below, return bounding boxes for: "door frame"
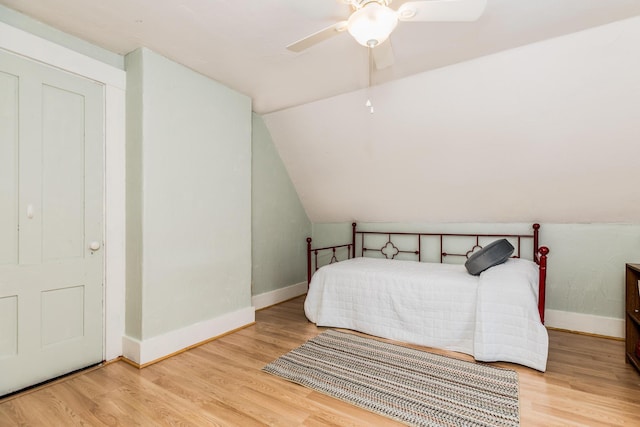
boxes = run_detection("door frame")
[0,21,126,361]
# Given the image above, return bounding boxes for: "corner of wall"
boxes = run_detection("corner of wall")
[252,281,308,310]
[122,306,256,366]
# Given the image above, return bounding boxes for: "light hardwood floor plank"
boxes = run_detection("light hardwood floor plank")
[1,295,640,426]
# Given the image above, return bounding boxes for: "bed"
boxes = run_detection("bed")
[304,223,550,371]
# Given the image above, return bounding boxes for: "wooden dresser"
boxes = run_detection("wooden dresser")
[625,263,640,373]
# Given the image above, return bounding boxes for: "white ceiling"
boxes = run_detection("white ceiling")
[263,15,640,224]
[2,0,640,113]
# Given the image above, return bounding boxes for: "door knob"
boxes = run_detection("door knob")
[89,241,101,251]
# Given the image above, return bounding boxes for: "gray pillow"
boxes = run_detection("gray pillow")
[464,239,515,275]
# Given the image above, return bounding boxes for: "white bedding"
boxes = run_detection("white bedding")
[304,257,548,371]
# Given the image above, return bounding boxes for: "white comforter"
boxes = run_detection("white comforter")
[304,257,548,371]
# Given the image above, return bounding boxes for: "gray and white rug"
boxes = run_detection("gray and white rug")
[263,329,519,427]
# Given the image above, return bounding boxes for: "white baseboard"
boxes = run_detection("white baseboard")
[545,309,624,338]
[122,306,255,366]
[252,281,307,310]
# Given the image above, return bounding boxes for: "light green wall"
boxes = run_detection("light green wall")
[312,222,640,320]
[541,223,640,318]
[126,48,252,340]
[251,114,311,295]
[124,49,144,339]
[0,5,124,70]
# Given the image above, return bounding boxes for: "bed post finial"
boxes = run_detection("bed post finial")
[306,238,312,288]
[352,223,357,258]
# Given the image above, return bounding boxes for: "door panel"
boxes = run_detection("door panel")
[41,285,85,347]
[0,50,104,396]
[0,70,18,266]
[42,84,86,261]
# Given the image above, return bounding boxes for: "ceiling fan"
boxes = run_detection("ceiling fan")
[287,0,487,69]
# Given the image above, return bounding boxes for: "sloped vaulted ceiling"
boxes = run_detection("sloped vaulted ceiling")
[264,16,640,224]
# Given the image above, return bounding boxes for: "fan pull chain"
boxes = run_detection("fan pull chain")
[366,46,374,114]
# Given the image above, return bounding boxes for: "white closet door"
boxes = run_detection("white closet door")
[0,49,104,396]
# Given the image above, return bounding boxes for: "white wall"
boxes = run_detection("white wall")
[264,17,640,224]
[268,17,640,337]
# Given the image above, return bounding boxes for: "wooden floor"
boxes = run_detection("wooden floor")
[2,296,640,426]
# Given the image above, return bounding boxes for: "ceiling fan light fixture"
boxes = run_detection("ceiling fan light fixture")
[347,3,398,47]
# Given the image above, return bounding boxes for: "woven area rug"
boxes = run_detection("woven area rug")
[262,330,519,427]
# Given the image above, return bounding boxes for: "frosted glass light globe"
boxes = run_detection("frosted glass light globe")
[347,3,398,47]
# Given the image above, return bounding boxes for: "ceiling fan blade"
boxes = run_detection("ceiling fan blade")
[286,21,348,52]
[372,40,395,70]
[397,0,487,22]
